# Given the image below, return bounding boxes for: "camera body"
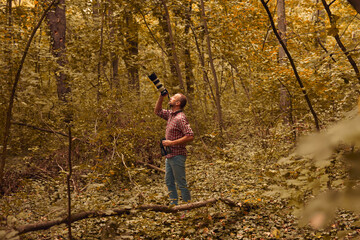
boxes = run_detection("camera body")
[148,73,168,96]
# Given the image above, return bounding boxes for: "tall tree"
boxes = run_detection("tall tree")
[277,0,293,136]
[3,0,13,104]
[107,0,119,90]
[200,0,224,134]
[184,0,195,95]
[123,7,140,93]
[48,1,73,238]
[161,0,184,91]
[97,2,105,101]
[47,0,70,101]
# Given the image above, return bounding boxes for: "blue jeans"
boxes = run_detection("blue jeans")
[165,155,191,205]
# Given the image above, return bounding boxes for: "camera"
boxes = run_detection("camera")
[148,73,168,96]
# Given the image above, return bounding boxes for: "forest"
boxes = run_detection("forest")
[1,0,360,239]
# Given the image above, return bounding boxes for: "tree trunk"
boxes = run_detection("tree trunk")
[47,0,70,102]
[107,1,119,90]
[184,0,195,95]
[48,3,73,238]
[97,3,105,101]
[199,0,224,134]
[123,9,140,93]
[5,0,13,82]
[66,126,73,239]
[277,0,295,140]
[161,0,185,91]
[158,13,177,88]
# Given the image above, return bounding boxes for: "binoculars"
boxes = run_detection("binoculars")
[148,73,168,96]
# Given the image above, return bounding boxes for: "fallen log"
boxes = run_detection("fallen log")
[15,208,131,235]
[4,197,250,238]
[138,198,218,212]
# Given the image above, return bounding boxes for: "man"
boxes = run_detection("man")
[154,93,194,205]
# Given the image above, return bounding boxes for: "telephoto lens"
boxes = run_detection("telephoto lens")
[148,73,168,96]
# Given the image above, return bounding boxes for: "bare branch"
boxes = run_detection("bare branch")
[321,0,360,83]
[138,9,168,57]
[260,0,320,130]
[316,38,337,63]
[11,121,68,137]
[329,0,336,7]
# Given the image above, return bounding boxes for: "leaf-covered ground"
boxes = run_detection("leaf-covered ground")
[1,136,360,239]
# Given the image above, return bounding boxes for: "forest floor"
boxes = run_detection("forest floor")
[1,136,360,239]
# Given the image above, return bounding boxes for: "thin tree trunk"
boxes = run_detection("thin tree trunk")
[190,23,214,118]
[158,13,177,87]
[261,0,320,131]
[161,0,185,91]
[200,0,224,134]
[5,0,13,88]
[184,0,194,95]
[48,4,73,238]
[107,1,119,89]
[123,9,139,93]
[0,0,58,191]
[321,0,360,83]
[3,0,13,112]
[277,0,295,140]
[97,4,105,101]
[66,126,73,240]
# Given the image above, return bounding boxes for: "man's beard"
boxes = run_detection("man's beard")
[168,102,173,107]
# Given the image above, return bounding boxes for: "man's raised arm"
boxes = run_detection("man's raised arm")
[154,94,166,115]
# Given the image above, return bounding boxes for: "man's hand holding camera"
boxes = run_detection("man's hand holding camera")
[162,135,194,147]
[162,139,173,147]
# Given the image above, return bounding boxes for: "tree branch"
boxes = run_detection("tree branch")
[189,23,217,104]
[66,125,73,239]
[11,121,68,137]
[316,38,337,63]
[260,0,320,131]
[321,0,360,83]
[138,8,168,57]
[329,0,336,7]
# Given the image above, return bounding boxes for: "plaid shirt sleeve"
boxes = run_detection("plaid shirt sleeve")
[156,109,170,120]
[177,114,194,136]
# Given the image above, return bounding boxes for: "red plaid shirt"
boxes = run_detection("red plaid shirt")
[156,109,194,158]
